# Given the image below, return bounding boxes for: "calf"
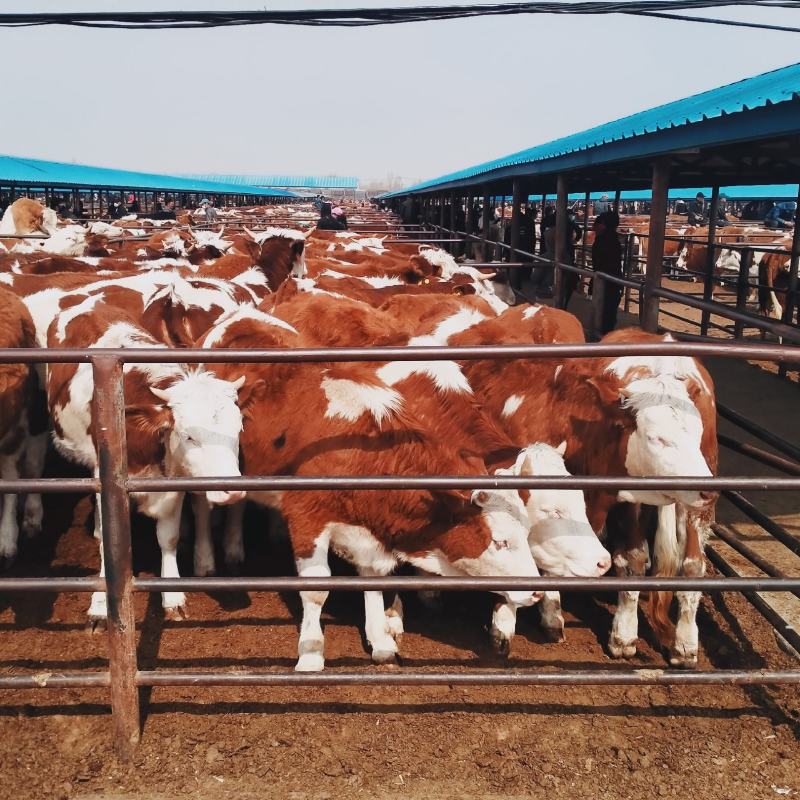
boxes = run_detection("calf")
[47,302,249,621]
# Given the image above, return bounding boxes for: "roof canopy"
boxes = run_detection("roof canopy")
[183,174,359,190]
[386,62,800,198]
[0,154,296,197]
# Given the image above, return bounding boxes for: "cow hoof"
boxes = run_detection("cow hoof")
[193,563,216,578]
[85,616,107,634]
[490,629,511,657]
[608,636,637,659]
[541,624,566,644]
[164,605,188,622]
[295,653,325,672]
[371,648,399,665]
[668,646,698,669]
[0,554,16,572]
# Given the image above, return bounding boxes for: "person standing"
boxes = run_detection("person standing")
[592,211,623,333]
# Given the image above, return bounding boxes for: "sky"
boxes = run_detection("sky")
[1,1,799,187]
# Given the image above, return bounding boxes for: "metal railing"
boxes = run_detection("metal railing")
[1,340,800,758]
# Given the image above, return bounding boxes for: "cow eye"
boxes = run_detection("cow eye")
[492,539,509,551]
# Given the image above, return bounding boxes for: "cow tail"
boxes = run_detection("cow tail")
[646,503,680,644]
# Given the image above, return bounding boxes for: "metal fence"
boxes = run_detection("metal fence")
[1,339,800,759]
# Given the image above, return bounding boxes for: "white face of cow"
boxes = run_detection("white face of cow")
[463,488,542,607]
[714,248,741,274]
[152,372,246,506]
[507,443,611,578]
[619,376,712,508]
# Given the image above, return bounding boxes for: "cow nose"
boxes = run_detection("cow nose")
[597,555,612,574]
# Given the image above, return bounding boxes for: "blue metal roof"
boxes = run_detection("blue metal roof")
[183,174,359,190]
[526,185,799,202]
[0,154,296,197]
[387,62,800,197]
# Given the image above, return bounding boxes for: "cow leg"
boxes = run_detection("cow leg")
[360,570,400,664]
[295,532,331,672]
[670,507,705,668]
[156,498,186,619]
[539,590,565,642]
[191,494,216,577]
[87,532,107,626]
[0,449,21,567]
[490,601,517,656]
[22,431,47,539]
[609,503,648,659]
[385,593,404,641]
[223,501,246,574]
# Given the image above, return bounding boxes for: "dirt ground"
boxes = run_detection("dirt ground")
[1,280,800,800]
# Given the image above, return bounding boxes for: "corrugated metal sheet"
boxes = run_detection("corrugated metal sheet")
[526,185,799,202]
[0,154,296,196]
[388,62,800,197]
[183,174,359,190]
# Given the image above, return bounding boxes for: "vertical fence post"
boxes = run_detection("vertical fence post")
[581,190,591,268]
[641,158,671,332]
[91,355,140,760]
[734,248,754,339]
[700,186,720,336]
[481,193,491,262]
[554,175,569,309]
[778,186,800,377]
[509,180,523,289]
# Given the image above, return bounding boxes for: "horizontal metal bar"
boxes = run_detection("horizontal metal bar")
[723,491,800,558]
[718,434,800,476]
[706,547,800,656]
[718,403,800,464]
[134,669,800,687]
[125,475,800,492]
[0,577,105,592]
[0,478,99,493]
[133,575,800,592]
[0,342,798,365]
[0,673,111,689]
[711,523,800,600]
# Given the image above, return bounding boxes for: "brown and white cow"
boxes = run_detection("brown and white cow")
[450,321,717,666]
[47,301,249,621]
[200,304,543,670]
[0,288,36,566]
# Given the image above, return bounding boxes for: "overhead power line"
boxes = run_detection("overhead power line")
[1,1,799,33]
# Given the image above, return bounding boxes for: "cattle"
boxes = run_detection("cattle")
[0,198,58,239]
[447,320,717,666]
[200,304,543,669]
[46,301,249,621]
[0,288,37,567]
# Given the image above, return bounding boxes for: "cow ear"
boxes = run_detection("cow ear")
[126,404,172,439]
[238,378,266,411]
[587,376,622,406]
[238,237,261,262]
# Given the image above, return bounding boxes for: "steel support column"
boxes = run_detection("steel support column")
[700,185,720,335]
[642,158,671,332]
[554,174,569,308]
[509,179,523,288]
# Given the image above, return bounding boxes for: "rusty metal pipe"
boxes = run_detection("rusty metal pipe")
[722,491,800,558]
[0,673,111,689]
[717,434,800,476]
[0,577,105,592]
[133,669,800,687]
[133,575,800,592]
[717,403,800,464]
[124,475,800,493]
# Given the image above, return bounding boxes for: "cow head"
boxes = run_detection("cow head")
[615,375,712,508]
[151,371,247,506]
[462,488,543,607]
[243,228,307,287]
[503,443,612,578]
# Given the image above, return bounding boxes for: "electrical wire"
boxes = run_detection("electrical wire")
[1,1,799,33]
